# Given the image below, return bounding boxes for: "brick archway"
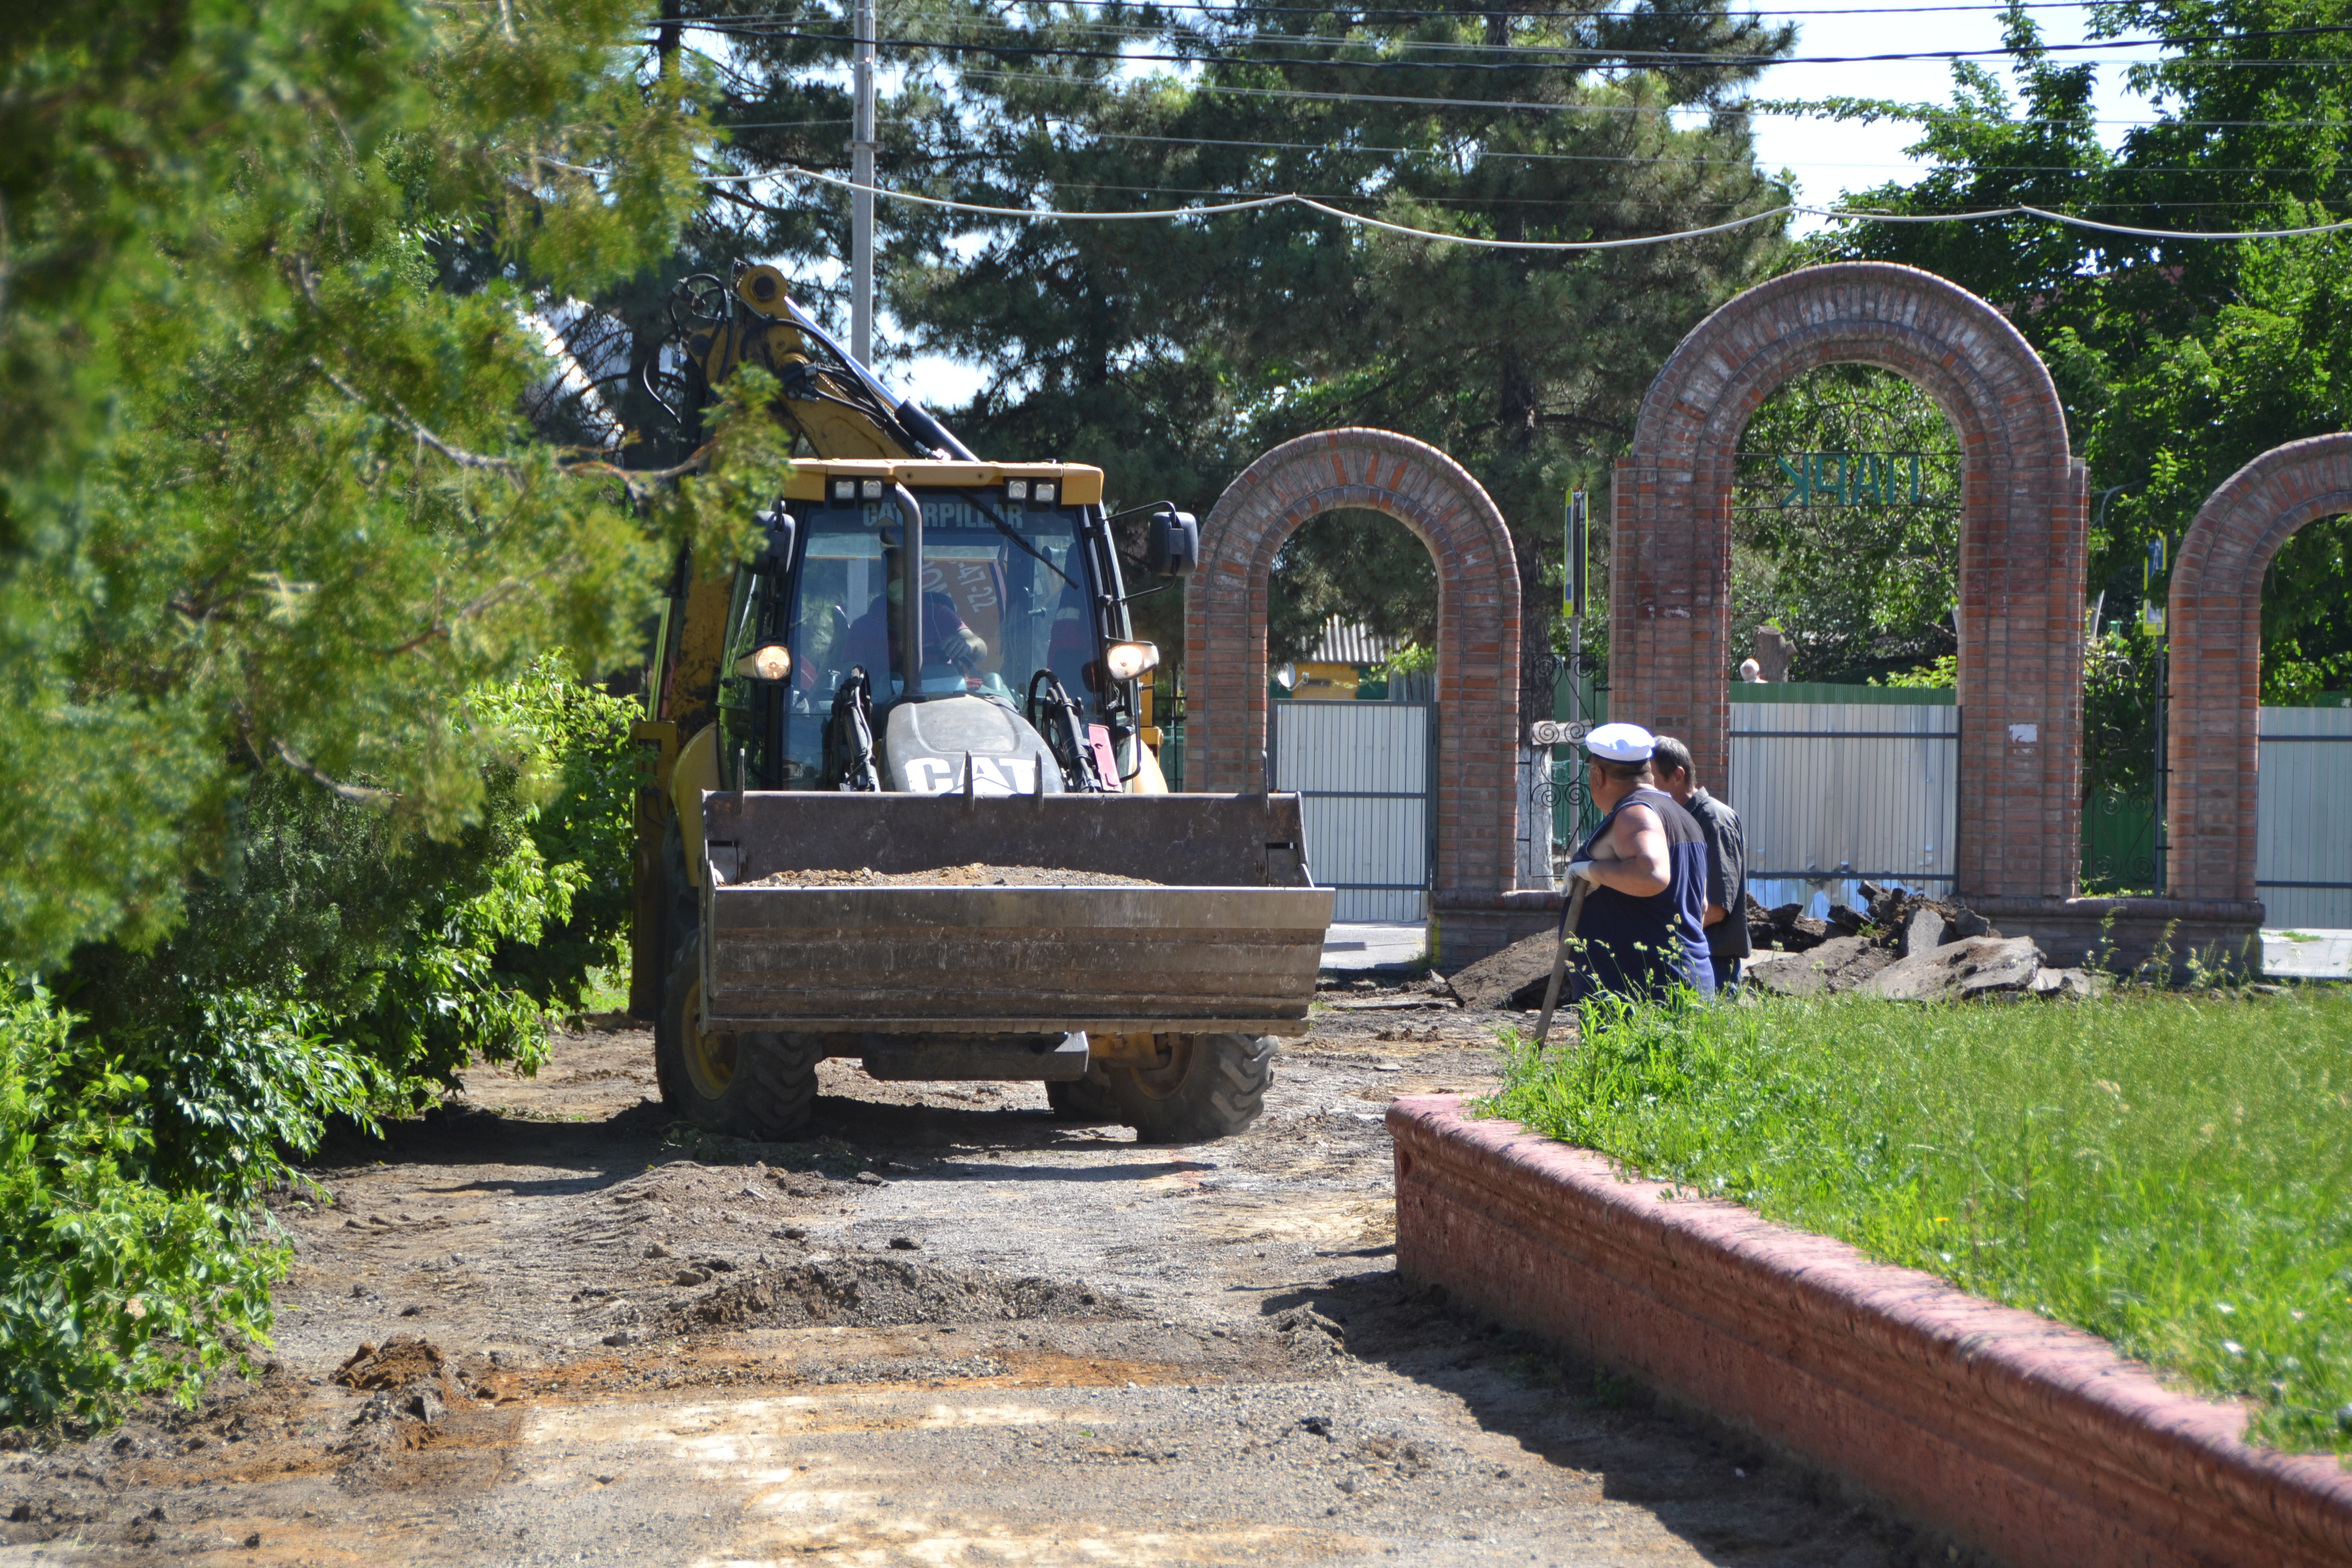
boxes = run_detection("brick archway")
[1183,428,1523,909]
[2166,434,2352,904]
[1613,261,2090,900]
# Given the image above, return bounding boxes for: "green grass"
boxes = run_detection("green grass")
[1484,990,2352,1455]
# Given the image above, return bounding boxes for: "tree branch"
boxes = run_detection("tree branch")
[260,729,396,808]
[1536,409,1632,438]
[312,360,525,475]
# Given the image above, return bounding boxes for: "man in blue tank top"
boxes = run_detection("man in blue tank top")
[1562,723,1717,1003]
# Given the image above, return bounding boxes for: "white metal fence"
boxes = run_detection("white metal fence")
[1244,689,2347,930]
[1727,699,1958,916]
[1266,700,1434,922]
[1719,697,2351,927]
[2258,704,2352,928]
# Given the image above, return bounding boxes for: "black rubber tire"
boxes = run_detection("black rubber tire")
[655,930,821,1140]
[1105,1034,1277,1143]
[1045,1059,1122,1122]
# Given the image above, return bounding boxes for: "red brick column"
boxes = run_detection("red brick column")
[1182,429,1522,903]
[2167,434,2352,904]
[1614,262,2089,900]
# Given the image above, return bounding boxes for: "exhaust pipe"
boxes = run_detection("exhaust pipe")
[890,483,923,698]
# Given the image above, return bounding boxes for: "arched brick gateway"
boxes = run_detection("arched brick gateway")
[2166,434,2352,905]
[1613,262,2090,901]
[1183,428,1523,910]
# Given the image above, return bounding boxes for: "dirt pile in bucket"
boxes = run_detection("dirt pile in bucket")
[745,863,1162,889]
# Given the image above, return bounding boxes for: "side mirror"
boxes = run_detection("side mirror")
[1146,507,1198,578]
[753,506,797,573]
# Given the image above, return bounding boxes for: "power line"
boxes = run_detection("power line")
[713,116,2344,179]
[742,160,2352,242]
[673,17,2352,69]
[700,0,2114,20]
[945,64,2352,124]
[691,9,2352,71]
[1037,125,2347,175]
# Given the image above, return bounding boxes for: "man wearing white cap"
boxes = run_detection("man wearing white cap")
[1562,722,1717,1002]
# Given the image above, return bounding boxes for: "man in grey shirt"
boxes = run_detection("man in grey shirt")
[1650,734,1749,994]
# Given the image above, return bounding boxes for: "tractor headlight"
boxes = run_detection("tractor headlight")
[734,644,792,681]
[1103,641,1160,682]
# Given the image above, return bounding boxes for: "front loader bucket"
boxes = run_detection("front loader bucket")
[697,793,1335,1036]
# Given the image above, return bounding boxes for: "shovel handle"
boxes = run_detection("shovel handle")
[1531,878,1589,1048]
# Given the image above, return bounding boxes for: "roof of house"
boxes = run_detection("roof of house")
[1308,615,1403,666]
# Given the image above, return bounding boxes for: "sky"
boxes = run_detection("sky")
[1742,0,2162,228]
[883,0,2170,407]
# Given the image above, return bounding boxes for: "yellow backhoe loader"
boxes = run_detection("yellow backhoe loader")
[628,265,1332,1143]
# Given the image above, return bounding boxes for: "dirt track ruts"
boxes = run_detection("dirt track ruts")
[0,983,1958,1567]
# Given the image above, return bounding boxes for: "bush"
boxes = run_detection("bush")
[1488,989,2352,1454]
[0,977,373,1425]
[62,657,640,1106]
[5,661,639,1426]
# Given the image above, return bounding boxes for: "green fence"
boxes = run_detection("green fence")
[2082,791,2158,895]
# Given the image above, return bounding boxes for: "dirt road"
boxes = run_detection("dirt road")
[0,983,1942,1566]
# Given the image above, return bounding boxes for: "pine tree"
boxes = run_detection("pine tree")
[0,1,718,968]
[882,0,1798,715]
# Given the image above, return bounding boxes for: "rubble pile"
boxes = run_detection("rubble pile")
[1748,880,2101,1002]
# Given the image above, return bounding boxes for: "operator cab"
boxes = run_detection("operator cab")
[714,460,1172,796]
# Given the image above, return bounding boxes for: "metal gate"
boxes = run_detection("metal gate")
[1266,701,1434,922]
[1729,694,1958,914]
[2258,704,2352,928]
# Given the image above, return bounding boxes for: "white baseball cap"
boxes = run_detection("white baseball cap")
[1581,721,1656,763]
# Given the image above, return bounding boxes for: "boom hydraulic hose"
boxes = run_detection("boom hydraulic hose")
[890,483,923,698]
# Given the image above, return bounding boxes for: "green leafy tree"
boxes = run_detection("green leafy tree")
[0,974,378,1424]
[1266,511,1440,664]
[0,3,776,1423]
[1,0,708,972]
[1796,0,2352,707]
[1733,366,1964,682]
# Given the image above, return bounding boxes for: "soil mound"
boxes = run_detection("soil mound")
[745,863,1162,889]
[657,1256,1129,1335]
[331,1336,445,1391]
[1442,930,1560,1011]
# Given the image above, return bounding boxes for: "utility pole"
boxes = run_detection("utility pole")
[2145,534,2169,893]
[850,0,877,366]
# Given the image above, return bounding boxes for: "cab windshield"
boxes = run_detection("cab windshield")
[774,492,1098,786]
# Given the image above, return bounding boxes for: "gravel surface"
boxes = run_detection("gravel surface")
[744,863,1164,888]
[0,981,1956,1567]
